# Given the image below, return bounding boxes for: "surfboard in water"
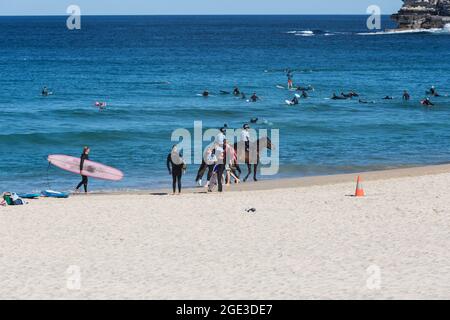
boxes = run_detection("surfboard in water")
[48,155,124,181]
[285,100,295,106]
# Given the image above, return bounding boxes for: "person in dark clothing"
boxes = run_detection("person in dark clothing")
[421,98,434,106]
[42,86,49,96]
[403,90,410,101]
[250,92,259,102]
[233,87,240,96]
[167,145,185,195]
[75,146,90,193]
[216,151,226,193]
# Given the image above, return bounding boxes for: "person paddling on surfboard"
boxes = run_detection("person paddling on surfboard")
[75,146,90,193]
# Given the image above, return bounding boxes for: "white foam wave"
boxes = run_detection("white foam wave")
[358,26,450,36]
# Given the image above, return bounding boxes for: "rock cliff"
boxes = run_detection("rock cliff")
[392,0,450,29]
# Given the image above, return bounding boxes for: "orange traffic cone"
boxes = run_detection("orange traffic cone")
[355,176,365,197]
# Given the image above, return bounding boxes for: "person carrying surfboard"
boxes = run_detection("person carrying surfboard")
[75,146,90,193]
[167,145,185,195]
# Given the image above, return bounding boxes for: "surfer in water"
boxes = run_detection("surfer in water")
[331,93,347,100]
[75,146,90,193]
[250,93,260,102]
[167,145,185,195]
[421,97,434,106]
[42,86,49,96]
[402,90,411,101]
[428,86,440,97]
[202,89,209,97]
[233,87,241,96]
[300,90,308,99]
[286,69,293,89]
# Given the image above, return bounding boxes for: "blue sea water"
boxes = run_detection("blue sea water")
[0,15,449,192]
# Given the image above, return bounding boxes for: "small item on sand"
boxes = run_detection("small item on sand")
[2,192,26,205]
[18,193,41,199]
[41,190,70,199]
[245,208,256,213]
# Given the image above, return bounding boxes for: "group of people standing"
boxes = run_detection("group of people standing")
[167,124,253,195]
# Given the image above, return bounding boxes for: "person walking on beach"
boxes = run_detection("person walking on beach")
[204,146,218,188]
[216,149,226,193]
[241,123,251,152]
[167,145,185,195]
[216,127,226,146]
[75,146,90,193]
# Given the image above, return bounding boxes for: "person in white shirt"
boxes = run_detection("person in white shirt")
[201,147,217,188]
[241,123,251,151]
[216,127,226,146]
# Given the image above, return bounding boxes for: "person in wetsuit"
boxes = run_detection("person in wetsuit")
[291,96,299,105]
[233,87,240,96]
[403,90,410,101]
[331,93,346,100]
[300,90,308,99]
[75,146,90,193]
[167,145,185,195]
[202,89,209,97]
[421,98,434,106]
[250,93,259,102]
[42,86,49,96]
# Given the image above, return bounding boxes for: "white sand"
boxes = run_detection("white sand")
[1,168,450,299]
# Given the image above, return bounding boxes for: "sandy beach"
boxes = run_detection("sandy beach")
[1,164,450,300]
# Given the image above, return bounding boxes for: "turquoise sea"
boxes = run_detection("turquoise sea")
[0,15,449,192]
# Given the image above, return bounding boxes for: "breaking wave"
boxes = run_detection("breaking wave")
[358,25,450,36]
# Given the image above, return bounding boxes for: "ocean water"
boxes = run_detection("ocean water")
[0,15,449,192]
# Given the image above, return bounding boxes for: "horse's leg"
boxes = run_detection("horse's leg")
[243,163,251,182]
[253,163,258,182]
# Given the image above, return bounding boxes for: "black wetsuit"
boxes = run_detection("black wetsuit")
[167,153,184,193]
[403,93,410,101]
[76,153,89,193]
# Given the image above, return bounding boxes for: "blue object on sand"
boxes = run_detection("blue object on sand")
[18,193,41,199]
[41,190,70,198]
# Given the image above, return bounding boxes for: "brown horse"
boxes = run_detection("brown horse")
[233,136,274,182]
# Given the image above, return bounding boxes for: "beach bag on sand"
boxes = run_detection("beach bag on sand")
[3,193,13,205]
[13,199,25,205]
[2,193,25,206]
